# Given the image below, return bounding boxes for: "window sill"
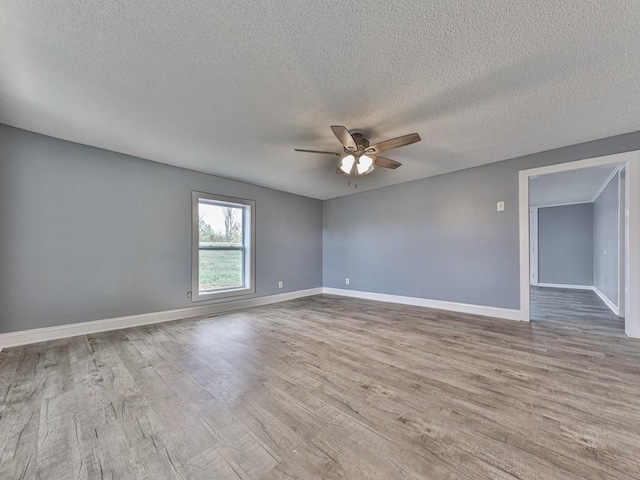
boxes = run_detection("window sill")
[191,286,255,303]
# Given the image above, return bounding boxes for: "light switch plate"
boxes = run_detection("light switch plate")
[497,201,505,212]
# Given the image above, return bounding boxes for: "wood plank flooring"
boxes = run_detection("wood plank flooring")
[531,285,621,326]
[2,293,640,479]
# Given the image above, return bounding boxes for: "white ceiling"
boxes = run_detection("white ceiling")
[529,166,619,208]
[2,1,640,200]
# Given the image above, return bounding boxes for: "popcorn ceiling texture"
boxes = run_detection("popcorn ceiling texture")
[1,0,640,199]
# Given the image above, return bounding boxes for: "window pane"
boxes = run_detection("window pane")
[198,201,244,292]
[198,202,243,247]
[199,249,243,291]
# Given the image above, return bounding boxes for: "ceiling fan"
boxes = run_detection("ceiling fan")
[295,126,421,175]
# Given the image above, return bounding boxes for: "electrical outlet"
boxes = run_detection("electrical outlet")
[345,277,350,286]
[187,291,192,298]
[497,201,505,212]
[278,280,283,289]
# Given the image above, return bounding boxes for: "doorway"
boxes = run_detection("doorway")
[518,152,640,338]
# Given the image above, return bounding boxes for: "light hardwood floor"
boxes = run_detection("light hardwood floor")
[2,293,640,479]
[530,285,621,326]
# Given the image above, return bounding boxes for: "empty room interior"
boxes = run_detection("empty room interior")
[529,165,627,327]
[2,2,640,479]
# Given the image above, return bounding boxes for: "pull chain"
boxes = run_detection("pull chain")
[347,160,358,189]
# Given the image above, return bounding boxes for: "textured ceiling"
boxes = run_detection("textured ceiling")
[530,166,619,207]
[2,1,640,199]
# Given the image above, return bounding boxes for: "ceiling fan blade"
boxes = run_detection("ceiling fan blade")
[294,149,341,156]
[330,126,357,152]
[365,133,421,154]
[373,155,402,169]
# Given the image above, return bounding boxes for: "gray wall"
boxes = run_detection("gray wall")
[593,174,620,307]
[537,204,593,285]
[323,131,640,310]
[0,125,323,333]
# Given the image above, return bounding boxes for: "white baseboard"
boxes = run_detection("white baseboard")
[537,283,593,290]
[593,286,619,316]
[0,288,323,349]
[322,288,522,321]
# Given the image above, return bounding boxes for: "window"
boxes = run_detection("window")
[192,192,255,301]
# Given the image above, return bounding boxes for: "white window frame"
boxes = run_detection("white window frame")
[192,191,256,302]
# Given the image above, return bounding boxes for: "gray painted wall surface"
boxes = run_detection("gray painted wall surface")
[593,174,620,307]
[0,125,323,333]
[324,131,640,309]
[537,204,593,285]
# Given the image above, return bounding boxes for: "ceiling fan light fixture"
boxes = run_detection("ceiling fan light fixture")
[357,154,374,174]
[295,126,420,177]
[340,154,355,174]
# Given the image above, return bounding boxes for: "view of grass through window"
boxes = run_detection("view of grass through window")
[198,202,244,292]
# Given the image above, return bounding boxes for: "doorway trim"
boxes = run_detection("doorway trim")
[518,151,640,338]
[529,207,538,285]
[618,168,626,318]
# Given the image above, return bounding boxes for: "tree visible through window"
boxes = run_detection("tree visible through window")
[192,192,255,300]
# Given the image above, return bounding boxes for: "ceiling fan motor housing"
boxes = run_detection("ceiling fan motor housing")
[349,133,370,154]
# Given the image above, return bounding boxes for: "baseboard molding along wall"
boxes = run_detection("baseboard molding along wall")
[323,288,522,322]
[536,283,594,290]
[0,288,323,349]
[593,287,620,316]
[0,287,529,349]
